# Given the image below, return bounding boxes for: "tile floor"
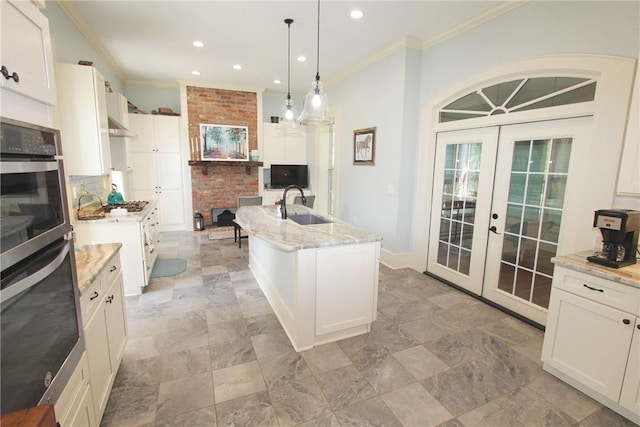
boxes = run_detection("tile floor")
[100,231,638,427]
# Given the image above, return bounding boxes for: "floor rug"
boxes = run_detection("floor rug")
[208,227,235,240]
[151,258,187,278]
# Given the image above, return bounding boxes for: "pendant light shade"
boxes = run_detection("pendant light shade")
[277,18,299,132]
[298,0,333,125]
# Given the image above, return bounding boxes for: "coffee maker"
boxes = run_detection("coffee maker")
[587,209,640,268]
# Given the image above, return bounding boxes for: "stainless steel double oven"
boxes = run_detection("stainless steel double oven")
[0,117,84,414]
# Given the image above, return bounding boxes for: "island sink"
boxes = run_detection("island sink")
[288,213,333,225]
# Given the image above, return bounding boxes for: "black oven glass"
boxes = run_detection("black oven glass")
[1,239,80,414]
[0,169,65,253]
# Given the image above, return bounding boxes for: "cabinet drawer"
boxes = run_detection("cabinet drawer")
[80,273,104,326]
[554,267,640,314]
[103,255,121,287]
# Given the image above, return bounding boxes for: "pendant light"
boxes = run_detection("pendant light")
[277,18,299,132]
[298,0,333,125]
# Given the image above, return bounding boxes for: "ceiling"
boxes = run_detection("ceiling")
[60,1,518,96]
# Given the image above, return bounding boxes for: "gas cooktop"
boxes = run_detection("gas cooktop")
[102,201,149,213]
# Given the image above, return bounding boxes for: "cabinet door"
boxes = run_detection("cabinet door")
[130,152,158,190]
[105,274,127,370]
[129,114,155,152]
[65,383,97,427]
[0,0,56,105]
[157,188,185,227]
[156,152,182,190]
[620,318,640,415]
[110,137,132,172]
[315,243,377,336]
[56,64,111,175]
[84,308,113,420]
[542,288,635,401]
[154,116,180,153]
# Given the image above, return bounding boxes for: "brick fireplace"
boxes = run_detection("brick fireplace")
[187,86,259,225]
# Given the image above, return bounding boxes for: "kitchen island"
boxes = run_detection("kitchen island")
[235,205,382,351]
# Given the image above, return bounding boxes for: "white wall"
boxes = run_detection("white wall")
[43,1,124,95]
[326,0,638,263]
[123,83,181,115]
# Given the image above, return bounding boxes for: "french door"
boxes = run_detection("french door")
[428,117,592,325]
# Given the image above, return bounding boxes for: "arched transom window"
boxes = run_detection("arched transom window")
[439,77,597,123]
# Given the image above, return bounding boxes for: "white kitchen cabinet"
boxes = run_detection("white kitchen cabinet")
[542,265,640,425]
[107,93,133,172]
[74,203,159,296]
[619,317,640,416]
[56,63,111,175]
[616,65,639,197]
[81,250,127,423]
[129,114,185,230]
[262,123,306,168]
[54,352,97,427]
[0,0,56,105]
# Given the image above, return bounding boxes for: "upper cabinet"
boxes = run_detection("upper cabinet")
[262,123,307,168]
[56,63,111,175]
[617,65,639,198]
[0,0,56,105]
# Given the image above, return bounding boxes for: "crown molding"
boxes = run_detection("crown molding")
[326,35,422,89]
[56,0,127,82]
[326,1,527,89]
[421,1,528,50]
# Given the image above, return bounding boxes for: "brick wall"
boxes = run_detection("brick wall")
[187,86,259,225]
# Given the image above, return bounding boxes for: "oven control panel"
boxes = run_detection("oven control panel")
[1,117,59,157]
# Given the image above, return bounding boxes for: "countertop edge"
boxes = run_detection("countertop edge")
[75,243,123,295]
[236,205,382,252]
[552,250,640,289]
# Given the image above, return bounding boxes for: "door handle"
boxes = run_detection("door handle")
[489,226,500,235]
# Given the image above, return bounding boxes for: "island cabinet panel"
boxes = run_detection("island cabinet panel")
[316,243,378,336]
[248,234,380,351]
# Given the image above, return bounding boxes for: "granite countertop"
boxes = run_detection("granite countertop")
[74,199,158,224]
[235,205,382,252]
[74,243,122,295]
[552,250,640,289]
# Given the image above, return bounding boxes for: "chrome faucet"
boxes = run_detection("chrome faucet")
[280,185,306,219]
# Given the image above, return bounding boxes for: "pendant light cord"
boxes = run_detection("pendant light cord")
[286,19,292,100]
[315,0,321,82]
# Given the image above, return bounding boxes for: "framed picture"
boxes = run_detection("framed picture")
[353,127,376,165]
[200,123,249,161]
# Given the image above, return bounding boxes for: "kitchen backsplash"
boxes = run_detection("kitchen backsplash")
[68,175,110,209]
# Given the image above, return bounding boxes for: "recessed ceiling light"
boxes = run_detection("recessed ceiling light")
[297,56,306,62]
[192,70,200,76]
[274,79,281,84]
[193,40,204,47]
[350,10,364,19]
[233,64,242,70]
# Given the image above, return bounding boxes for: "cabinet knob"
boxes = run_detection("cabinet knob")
[1,66,19,83]
[637,324,640,330]
[106,295,114,304]
[623,319,631,325]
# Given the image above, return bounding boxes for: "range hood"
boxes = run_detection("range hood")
[108,117,135,137]
[106,92,135,137]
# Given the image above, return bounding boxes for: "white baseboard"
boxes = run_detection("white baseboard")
[379,247,413,270]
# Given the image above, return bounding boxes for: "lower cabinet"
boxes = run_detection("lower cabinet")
[541,266,640,425]
[81,251,127,424]
[54,352,96,427]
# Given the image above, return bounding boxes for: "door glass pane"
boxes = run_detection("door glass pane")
[530,139,550,172]
[511,141,530,171]
[496,137,572,309]
[436,142,481,277]
[508,174,526,203]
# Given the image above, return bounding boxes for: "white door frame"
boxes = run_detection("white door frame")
[412,55,636,277]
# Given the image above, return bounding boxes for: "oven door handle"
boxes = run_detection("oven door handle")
[0,241,70,303]
[1,160,59,174]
